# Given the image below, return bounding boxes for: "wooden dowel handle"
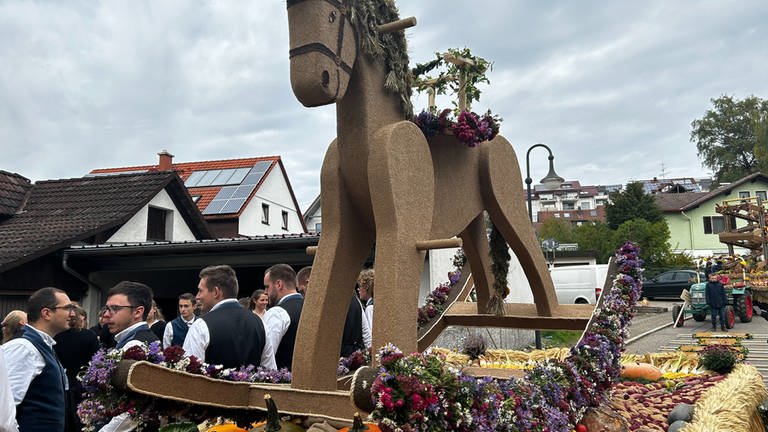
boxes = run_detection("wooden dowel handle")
[377,17,417,33]
[416,238,463,251]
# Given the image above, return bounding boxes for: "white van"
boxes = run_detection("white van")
[550,264,609,304]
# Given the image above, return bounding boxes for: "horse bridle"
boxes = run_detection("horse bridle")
[287,0,357,97]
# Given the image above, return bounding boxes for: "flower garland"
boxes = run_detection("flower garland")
[369,241,644,432]
[410,47,502,147]
[412,108,502,147]
[77,342,291,431]
[417,249,465,328]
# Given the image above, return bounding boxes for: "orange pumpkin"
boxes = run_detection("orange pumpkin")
[620,362,662,381]
[206,423,248,432]
[249,394,305,432]
[337,413,380,432]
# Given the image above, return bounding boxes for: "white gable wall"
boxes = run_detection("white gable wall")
[239,168,305,235]
[107,189,197,243]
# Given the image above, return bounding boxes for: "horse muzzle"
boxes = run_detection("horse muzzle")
[289,51,350,107]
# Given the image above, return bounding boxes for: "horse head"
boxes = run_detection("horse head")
[287,0,358,107]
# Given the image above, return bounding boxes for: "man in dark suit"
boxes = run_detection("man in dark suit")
[54,305,99,432]
[184,265,268,369]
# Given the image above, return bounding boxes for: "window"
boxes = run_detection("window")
[191,195,201,203]
[757,191,767,201]
[703,216,725,234]
[147,207,170,241]
[262,203,269,224]
[739,191,750,199]
[580,201,591,210]
[281,210,289,230]
[562,202,575,210]
[315,223,322,233]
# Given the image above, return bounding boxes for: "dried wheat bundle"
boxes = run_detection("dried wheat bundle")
[682,364,767,432]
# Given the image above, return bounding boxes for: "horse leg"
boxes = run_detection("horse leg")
[479,136,559,316]
[458,213,495,313]
[368,121,434,355]
[292,139,375,391]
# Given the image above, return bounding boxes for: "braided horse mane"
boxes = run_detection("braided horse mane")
[346,0,413,117]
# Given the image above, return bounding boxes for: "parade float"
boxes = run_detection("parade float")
[76,1,767,431]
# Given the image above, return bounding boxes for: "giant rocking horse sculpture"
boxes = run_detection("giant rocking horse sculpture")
[286,0,591,392]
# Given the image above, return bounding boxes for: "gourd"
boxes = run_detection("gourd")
[620,362,662,381]
[337,413,380,432]
[207,423,248,432]
[249,394,306,432]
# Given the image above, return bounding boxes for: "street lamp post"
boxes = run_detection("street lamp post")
[525,143,565,349]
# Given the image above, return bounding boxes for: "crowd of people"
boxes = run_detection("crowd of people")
[0,263,375,432]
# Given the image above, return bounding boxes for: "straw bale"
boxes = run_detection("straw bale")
[681,364,767,432]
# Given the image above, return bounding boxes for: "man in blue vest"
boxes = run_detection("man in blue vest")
[262,263,304,371]
[103,281,159,350]
[3,287,75,432]
[184,265,269,369]
[162,293,197,348]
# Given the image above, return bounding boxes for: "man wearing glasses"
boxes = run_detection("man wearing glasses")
[102,281,159,350]
[97,282,159,432]
[2,287,75,432]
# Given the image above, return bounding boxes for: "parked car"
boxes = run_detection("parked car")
[642,270,705,299]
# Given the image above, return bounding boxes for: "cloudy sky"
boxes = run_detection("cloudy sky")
[1,1,767,210]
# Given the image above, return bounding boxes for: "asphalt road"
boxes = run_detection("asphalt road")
[625,300,768,355]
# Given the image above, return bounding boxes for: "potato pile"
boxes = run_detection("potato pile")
[608,374,725,431]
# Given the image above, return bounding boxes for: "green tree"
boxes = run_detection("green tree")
[613,219,671,268]
[573,222,616,263]
[752,109,768,173]
[605,182,663,229]
[691,95,768,183]
[537,218,575,243]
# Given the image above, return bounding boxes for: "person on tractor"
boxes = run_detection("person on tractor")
[705,274,728,332]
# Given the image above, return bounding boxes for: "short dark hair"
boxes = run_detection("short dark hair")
[266,264,297,288]
[297,266,312,286]
[26,287,66,322]
[199,265,239,298]
[107,281,154,320]
[178,292,195,302]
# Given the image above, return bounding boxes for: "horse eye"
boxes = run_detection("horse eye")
[328,11,336,23]
[321,70,330,87]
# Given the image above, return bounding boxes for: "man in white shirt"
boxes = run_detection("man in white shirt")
[3,287,75,432]
[98,281,159,432]
[162,293,197,348]
[183,265,270,369]
[262,264,304,370]
[0,350,18,432]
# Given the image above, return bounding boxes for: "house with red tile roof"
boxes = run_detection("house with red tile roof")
[90,151,307,238]
[0,170,210,314]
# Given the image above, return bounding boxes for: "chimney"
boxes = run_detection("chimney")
[158,150,174,171]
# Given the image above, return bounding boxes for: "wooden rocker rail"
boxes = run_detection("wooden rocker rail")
[114,361,362,422]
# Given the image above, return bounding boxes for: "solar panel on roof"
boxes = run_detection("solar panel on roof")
[197,170,221,187]
[216,186,238,200]
[202,200,227,214]
[185,171,206,187]
[200,161,274,215]
[242,161,272,185]
[229,167,250,184]
[231,185,256,199]
[212,170,235,185]
[219,198,248,214]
